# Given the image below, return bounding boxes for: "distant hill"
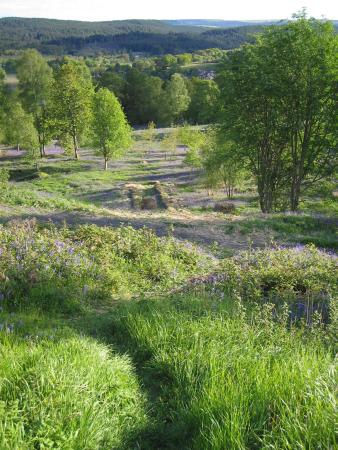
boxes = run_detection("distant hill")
[0,17,259,55]
[0,17,335,57]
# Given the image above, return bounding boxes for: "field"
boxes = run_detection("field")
[0,131,337,449]
[1,130,336,253]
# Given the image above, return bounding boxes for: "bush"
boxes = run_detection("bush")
[0,332,147,449]
[0,220,213,310]
[221,246,337,320]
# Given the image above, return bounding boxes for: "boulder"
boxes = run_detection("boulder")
[141,196,157,210]
[214,202,236,214]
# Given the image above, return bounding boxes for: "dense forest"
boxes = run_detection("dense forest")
[0,17,259,55]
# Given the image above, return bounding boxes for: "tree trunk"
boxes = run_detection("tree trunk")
[73,135,79,160]
[290,177,302,211]
[104,158,108,170]
[258,178,274,213]
[38,134,46,158]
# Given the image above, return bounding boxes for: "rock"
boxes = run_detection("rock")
[141,196,157,210]
[214,202,236,214]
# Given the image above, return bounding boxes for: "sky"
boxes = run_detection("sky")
[0,0,337,21]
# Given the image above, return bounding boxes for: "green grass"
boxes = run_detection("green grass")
[1,156,160,212]
[225,213,338,249]
[109,293,337,449]
[0,221,336,448]
[0,313,147,449]
[0,141,337,448]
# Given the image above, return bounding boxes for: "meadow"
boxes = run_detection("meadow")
[0,133,337,449]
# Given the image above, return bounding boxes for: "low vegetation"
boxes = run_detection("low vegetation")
[0,220,213,310]
[110,293,336,449]
[0,229,336,448]
[0,326,147,449]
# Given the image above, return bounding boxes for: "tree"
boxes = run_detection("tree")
[124,68,163,124]
[217,14,337,212]
[160,129,178,161]
[91,88,132,170]
[161,74,190,125]
[0,68,5,142]
[178,124,205,169]
[203,132,247,198]
[0,67,5,104]
[53,60,94,159]
[218,44,290,212]
[142,121,156,154]
[157,54,178,70]
[187,78,219,124]
[271,14,338,210]
[97,67,125,103]
[177,53,193,66]
[16,49,54,157]
[3,100,39,163]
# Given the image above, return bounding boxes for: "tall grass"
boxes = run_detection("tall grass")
[0,320,147,449]
[111,294,337,449]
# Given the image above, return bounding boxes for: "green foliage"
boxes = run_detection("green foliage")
[53,59,94,159]
[124,68,163,125]
[177,53,193,65]
[225,213,338,250]
[0,17,259,55]
[17,49,54,156]
[3,100,39,155]
[0,67,5,105]
[161,73,190,125]
[203,132,248,197]
[160,128,179,160]
[0,168,9,190]
[91,88,132,170]
[141,121,157,155]
[0,221,213,310]
[187,77,219,124]
[221,245,337,304]
[217,15,338,212]
[0,328,147,449]
[96,67,125,102]
[178,124,206,168]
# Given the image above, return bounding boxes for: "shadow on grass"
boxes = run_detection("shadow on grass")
[71,305,203,450]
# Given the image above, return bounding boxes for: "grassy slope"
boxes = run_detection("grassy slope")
[0,135,336,252]
[1,285,336,448]
[0,134,337,448]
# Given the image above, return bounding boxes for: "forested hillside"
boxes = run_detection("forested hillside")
[0,17,258,55]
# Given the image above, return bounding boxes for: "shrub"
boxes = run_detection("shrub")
[221,245,337,319]
[0,220,213,310]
